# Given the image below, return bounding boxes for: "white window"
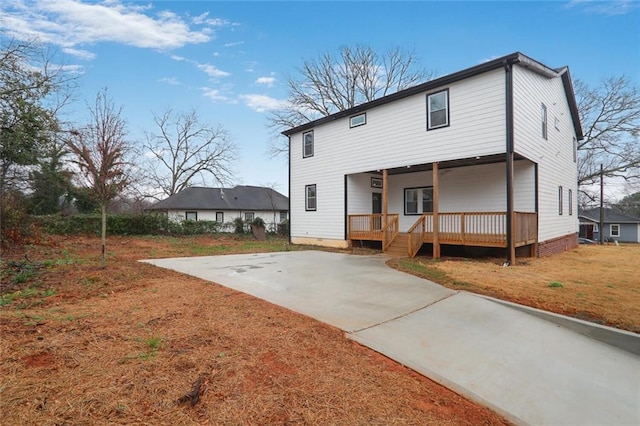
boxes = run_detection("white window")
[554,116,560,131]
[405,187,434,215]
[610,224,620,237]
[594,224,599,233]
[303,131,314,158]
[568,190,573,215]
[244,212,254,222]
[305,184,316,211]
[216,212,224,223]
[427,90,449,130]
[542,104,548,140]
[558,186,563,215]
[279,211,287,222]
[350,113,366,128]
[185,211,197,221]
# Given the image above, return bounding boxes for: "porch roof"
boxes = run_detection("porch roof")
[363,153,528,176]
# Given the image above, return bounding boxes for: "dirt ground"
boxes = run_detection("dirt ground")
[391,243,640,333]
[1,235,509,425]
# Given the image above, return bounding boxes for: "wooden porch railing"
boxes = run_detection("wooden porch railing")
[406,211,538,257]
[382,215,399,251]
[348,214,399,242]
[407,214,427,258]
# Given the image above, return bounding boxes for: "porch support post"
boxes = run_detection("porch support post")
[504,60,516,265]
[432,162,440,259]
[383,169,388,249]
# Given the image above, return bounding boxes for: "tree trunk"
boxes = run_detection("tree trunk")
[101,203,107,268]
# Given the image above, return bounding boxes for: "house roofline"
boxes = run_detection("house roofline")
[282,52,584,141]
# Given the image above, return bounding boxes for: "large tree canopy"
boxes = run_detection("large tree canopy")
[0,38,72,192]
[576,75,640,198]
[268,45,432,156]
[143,109,237,198]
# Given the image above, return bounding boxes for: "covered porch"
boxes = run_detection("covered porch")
[348,211,538,258]
[346,155,538,263]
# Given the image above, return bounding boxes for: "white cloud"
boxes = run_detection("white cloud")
[255,76,276,87]
[170,54,230,78]
[224,41,244,48]
[0,0,219,57]
[566,0,639,15]
[240,94,286,112]
[61,47,95,60]
[159,77,180,85]
[201,87,229,102]
[197,62,230,78]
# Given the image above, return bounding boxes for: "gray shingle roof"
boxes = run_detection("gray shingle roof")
[579,208,640,223]
[148,186,288,211]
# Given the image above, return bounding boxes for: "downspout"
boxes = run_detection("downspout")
[287,135,292,245]
[504,60,515,265]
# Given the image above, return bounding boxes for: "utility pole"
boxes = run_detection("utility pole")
[599,164,604,245]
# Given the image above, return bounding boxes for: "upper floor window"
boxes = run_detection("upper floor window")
[303,130,314,158]
[350,113,366,128]
[186,211,197,221]
[427,90,449,130]
[541,104,548,140]
[305,184,317,211]
[405,187,433,215]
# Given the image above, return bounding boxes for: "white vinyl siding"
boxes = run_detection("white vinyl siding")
[513,65,579,242]
[290,70,506,242]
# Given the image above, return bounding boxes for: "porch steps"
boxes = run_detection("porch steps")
[385,233,411,257]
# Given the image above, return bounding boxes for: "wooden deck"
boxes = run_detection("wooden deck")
[348,212,537,257]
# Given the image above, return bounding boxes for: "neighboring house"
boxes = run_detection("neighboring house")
[147,185,289,231]
[283,52,583,263]
[579,208,640,243]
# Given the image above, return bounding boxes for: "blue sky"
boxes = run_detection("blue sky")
[1,0,638,198]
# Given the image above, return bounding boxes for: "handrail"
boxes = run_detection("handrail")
[407,214,427,258]
[381,215,399,251]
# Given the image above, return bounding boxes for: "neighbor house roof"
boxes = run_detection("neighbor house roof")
[579,208,640,224]
[148,186,289,211]
[282,52,583,141]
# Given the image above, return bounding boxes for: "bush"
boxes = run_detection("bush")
[33,213,223,236]
[277,219,289,237]
[1,191,33,247]
[232,217,245,234]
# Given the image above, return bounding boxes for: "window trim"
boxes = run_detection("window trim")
[426,89,450,130]
[244,212,255,222]
[593,223,599,233]
[305,184,317,211]
[216,211,224,223]
[610,224,620,238]
[404,186,434,216]
[558,186,563,215]
[349,113,366,128]
[542,104,548,140]
[302,130,314,158]
[279,211,287,222]
[185,211,197,221]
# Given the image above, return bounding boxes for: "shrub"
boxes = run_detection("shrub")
[232,217,245,234]
[277,219,289,237]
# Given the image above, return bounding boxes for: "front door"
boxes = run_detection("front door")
[372,192,382,230]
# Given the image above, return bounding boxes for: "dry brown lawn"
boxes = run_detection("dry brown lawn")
[391,243,640,333]
[1,235,508,425]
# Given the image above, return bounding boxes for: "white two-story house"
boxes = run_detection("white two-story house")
[283,52,583,264]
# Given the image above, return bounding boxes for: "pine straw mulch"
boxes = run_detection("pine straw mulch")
[0,235,509,425]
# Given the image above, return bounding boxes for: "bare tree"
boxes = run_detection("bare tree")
[576,76,640,200]
[143,109,237,198]
[267,45,432,157]
[66,89,132,268]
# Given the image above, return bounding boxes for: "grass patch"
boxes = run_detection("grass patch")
[548,281,564,288]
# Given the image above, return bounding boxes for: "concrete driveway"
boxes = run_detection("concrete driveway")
[143,251,640,425]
